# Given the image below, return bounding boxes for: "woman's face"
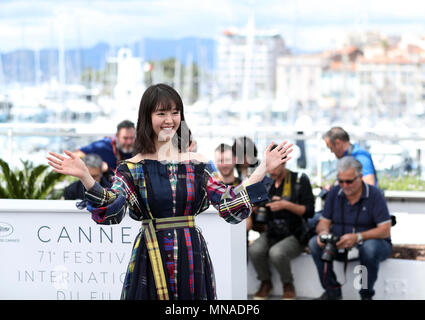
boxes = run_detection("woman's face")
[151,101,181,142]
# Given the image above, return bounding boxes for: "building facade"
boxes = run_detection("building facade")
[216,29,288,100]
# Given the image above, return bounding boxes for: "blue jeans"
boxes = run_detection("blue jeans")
[308,236,392,299]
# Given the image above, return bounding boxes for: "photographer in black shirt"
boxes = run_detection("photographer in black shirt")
[249,145,315,300]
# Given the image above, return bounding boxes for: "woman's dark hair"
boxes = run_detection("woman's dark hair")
[133,83,192,155]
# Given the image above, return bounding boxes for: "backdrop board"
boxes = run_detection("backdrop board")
[0,199,247,300]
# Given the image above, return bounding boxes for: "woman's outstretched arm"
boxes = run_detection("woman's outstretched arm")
[47,150,95,190]
[203,140,293,224]
[244,140,293,187]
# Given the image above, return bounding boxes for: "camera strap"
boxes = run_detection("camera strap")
[110,136,123,167]
[340,196,363,235]
[340,196,363,284]
[280,169,292,199]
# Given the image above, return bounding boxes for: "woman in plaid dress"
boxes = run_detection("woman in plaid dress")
[47,83,293,300]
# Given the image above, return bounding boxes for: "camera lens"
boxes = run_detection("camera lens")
[256,207,268,224]
[320,234,339,262]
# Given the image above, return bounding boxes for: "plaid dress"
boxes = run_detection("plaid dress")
[80,159,268,300]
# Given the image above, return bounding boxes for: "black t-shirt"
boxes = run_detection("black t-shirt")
[266,171,315,240]
[64,176,111,200]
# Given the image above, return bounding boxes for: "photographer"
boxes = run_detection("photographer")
[214,143,241,187]
[308,157,392,300]
[249,145,315,300]
[323,126,377,186]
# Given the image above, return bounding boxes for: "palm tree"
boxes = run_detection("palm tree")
[0,159,66,199]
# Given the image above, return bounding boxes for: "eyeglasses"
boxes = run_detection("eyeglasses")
[337,175,359,185]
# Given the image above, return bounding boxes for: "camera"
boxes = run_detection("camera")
[255,206,269,224]
[254,196,288,225]
[319,233,340,262]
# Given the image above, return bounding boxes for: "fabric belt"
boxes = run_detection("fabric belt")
[141,215,196,300]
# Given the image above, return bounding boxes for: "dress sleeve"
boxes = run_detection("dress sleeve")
[78,163,132,225]
[204,161,268,224]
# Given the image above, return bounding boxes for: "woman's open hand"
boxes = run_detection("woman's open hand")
[47,150,89,179]
[264,141,293,172]
[240,140,293,188]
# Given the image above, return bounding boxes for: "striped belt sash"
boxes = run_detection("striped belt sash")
[141,215,196,300]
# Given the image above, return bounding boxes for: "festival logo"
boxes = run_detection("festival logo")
[0,222,14,237]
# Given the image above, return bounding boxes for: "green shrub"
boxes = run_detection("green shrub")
[314,174,425,191]
[378,175,425,191]
[0,159,66,199]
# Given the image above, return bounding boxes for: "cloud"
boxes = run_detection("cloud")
[0,0,241,50]
[1,0,425,52]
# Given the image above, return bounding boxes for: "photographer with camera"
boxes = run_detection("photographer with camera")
[249,145,315,300]
[308,157,392,300]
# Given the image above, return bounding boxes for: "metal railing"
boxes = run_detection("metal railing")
[1,122,425,188]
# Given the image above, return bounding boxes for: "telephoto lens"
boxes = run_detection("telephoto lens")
[319,234,340,262]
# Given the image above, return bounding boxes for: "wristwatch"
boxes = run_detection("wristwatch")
[356,233,364,245]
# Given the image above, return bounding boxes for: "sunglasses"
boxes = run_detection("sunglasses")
[337,175,359,185]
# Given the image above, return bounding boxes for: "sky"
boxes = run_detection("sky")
[1,0,425,52]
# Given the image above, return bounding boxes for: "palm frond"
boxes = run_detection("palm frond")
[16,171,25,198]
[34,171,66,199]
[0,160,11,198]
[0,159,21,198]
[0,158,12,185]
[0,159,66,199]
[0,184,8,198]
[27,164,49,198]
[20,159,34,181]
